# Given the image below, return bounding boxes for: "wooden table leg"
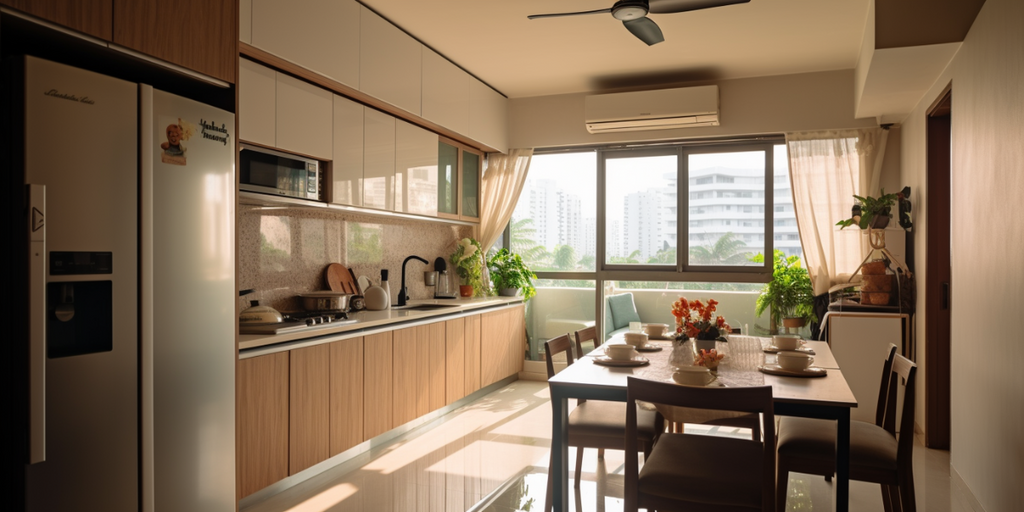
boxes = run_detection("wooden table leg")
[836,408,850,512]
[550,389,569,512]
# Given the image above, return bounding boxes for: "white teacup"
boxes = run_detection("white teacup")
[623,332,648,348]
[642,323,669,338]
[777,351,814,371]
[773,334,802,351]
[672,366,717,387]
[605,344,636,361]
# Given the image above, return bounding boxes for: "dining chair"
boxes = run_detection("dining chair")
[624,377,776,512]
[573,325,600,360]
[544,334,661,490]
[777,346,917,512]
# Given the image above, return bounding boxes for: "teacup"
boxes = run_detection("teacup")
[673,366,717,386]
[605,344,636,361]
[642,323,669,338]
[773,334,802,351]
[623,332,648,348]
[777,351,814,371]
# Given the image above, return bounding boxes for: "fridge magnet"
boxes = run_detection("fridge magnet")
[160,117,195,166]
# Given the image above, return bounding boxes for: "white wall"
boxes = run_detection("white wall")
[901,0,1024,509]
[508,70,878,149]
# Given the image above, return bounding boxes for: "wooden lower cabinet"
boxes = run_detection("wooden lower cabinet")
[394,322,446,425]
[330,337,364,456]
[289,344,330,475]
[238,352,289,498]
[364,331,393,440]
[480,306,525,387]
[445,317,466,405]
[465,314,481,396]
[426,322,446,412]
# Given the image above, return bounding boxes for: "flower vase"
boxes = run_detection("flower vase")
[694,338,716,354]
[669,338,691,369]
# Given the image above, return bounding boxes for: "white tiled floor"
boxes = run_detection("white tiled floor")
[242,380,970,512]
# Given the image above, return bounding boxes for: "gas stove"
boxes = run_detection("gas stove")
[240,310,358,335]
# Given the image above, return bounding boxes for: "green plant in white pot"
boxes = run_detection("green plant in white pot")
[487,248,537,301]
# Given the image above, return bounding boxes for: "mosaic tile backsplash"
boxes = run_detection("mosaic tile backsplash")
[239,206,474,313]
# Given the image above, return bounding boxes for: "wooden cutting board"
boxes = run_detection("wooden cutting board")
[325,263,358,294]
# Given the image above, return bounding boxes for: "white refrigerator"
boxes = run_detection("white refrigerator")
[21,56,235,511]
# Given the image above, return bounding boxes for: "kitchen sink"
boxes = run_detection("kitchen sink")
[394,304,459,311]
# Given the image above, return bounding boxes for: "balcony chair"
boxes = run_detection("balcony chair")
[776,345,917,512]
[624,377,777,512]
[543,334,661,510]
[604,292,642,340]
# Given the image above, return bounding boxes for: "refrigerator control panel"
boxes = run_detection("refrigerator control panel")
[49,251,112,275]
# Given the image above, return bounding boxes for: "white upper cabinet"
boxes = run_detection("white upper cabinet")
[251,0,360,89]
[421,48,470,136]
[468,78,508,154]
[239,59,276,147]
[395,120,438,216]
[363,109,396,211]
[359,6,422,116]
[276,73,333,160]
[333,95,364,207]
[240,0,252,44]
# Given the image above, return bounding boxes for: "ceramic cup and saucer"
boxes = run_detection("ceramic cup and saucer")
[671,366,721,387]
[593,344,649,367]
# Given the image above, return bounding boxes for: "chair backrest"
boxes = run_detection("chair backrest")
[544,334,575,379]
[874,344,899,427]
[886,354,917,467]
[623,377,776,511]
[573,326,600,359]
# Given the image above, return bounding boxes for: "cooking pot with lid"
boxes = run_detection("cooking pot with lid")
[298,291,352,312]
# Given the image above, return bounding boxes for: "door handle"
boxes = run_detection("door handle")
[940,281,950,310]
[27,184,46,464]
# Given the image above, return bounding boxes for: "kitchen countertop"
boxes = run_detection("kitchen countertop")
[239,296,524,352]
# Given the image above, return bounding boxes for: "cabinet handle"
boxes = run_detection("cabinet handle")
[940,281,950,310]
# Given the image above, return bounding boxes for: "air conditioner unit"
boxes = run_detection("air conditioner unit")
[584,85,719,134]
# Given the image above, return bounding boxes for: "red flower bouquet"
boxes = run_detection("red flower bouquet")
[670,297,730,341]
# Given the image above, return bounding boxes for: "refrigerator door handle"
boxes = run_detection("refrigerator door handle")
[27,184,46,464]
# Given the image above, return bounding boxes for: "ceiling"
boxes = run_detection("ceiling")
[362,0,871,99]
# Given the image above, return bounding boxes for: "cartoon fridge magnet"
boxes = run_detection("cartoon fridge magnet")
[160,117,196,166]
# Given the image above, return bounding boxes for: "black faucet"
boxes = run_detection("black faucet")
[398,255,429,307]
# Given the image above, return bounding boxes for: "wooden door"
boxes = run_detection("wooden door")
[238,352,289,498]
[508,305,525,376]
[112,0,237,83]
[289,344,330,474]
[426,321,447,411]
[363,331,393,439]
[480,309,511,387]
[330,337,363,456]
[393,326,421,425]
[464,314,481,395]
[445,317,466,405]
[2,0,112,39]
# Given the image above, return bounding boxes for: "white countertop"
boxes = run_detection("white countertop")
[239,296,523,352]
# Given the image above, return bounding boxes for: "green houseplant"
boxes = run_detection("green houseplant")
[752,250,817,334]
[451,237,484,297]
[835,188,900,230]
[487,248,537,301]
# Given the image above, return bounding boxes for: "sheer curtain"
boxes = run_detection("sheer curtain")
[786,128,888,296]
[478,148,533,252]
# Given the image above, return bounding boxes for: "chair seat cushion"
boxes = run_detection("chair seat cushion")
[778,417,898,472]
[638,433,765,508]
[569,401,659,440]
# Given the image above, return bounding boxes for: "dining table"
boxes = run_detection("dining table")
[547,334,857,512]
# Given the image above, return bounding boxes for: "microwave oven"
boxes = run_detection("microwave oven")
[239,144,322,201]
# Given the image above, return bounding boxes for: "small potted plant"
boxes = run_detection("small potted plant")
[752,250,817,335]
[487,248,537,301]
[450,237,484,297]
[835,188,900,230]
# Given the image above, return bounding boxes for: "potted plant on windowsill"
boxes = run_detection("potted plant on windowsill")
[752,250,817,335]
[451,237,484,297]
[487,248,537,301]
[835,189,900,230]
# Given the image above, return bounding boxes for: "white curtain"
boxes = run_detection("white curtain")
[786,128,889,296]
[478,148,533,252]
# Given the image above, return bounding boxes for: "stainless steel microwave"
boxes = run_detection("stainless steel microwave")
[239,144,322,201]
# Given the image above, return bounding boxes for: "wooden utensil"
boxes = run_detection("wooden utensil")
[325,263,358,294]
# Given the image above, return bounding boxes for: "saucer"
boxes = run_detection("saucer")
[757,364,827,377]
[763,345,815,355]
[635,344,663,352]
[593,355,650,367]
[668,377,725,387]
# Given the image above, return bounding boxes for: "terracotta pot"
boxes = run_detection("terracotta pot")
[782,317,806,329]
[459,285,474,297]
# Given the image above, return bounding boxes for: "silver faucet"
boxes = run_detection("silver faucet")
[398,255,429,307]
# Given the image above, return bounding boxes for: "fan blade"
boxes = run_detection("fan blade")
[528,8,612,20]
[648,0,749,15]
[623,17,664,45]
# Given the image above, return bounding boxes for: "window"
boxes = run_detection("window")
[604,151,677,266]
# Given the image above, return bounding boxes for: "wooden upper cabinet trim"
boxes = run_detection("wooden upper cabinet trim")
[3,0,113,40]
[112,0,237,83]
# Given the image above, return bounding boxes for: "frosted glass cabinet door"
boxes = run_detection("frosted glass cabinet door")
[437,141,459,217]
[359,6,422,115]
[363,108,395,211]
[333,95,364,206]
[238,59,276,147]
[276,73,333,160]
[395,120,438,216]
[461,150,481,220]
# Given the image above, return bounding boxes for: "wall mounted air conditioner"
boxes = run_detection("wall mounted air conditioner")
[584,85,719,134]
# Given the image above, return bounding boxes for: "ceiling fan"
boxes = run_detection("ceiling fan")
[527,0,750,46]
